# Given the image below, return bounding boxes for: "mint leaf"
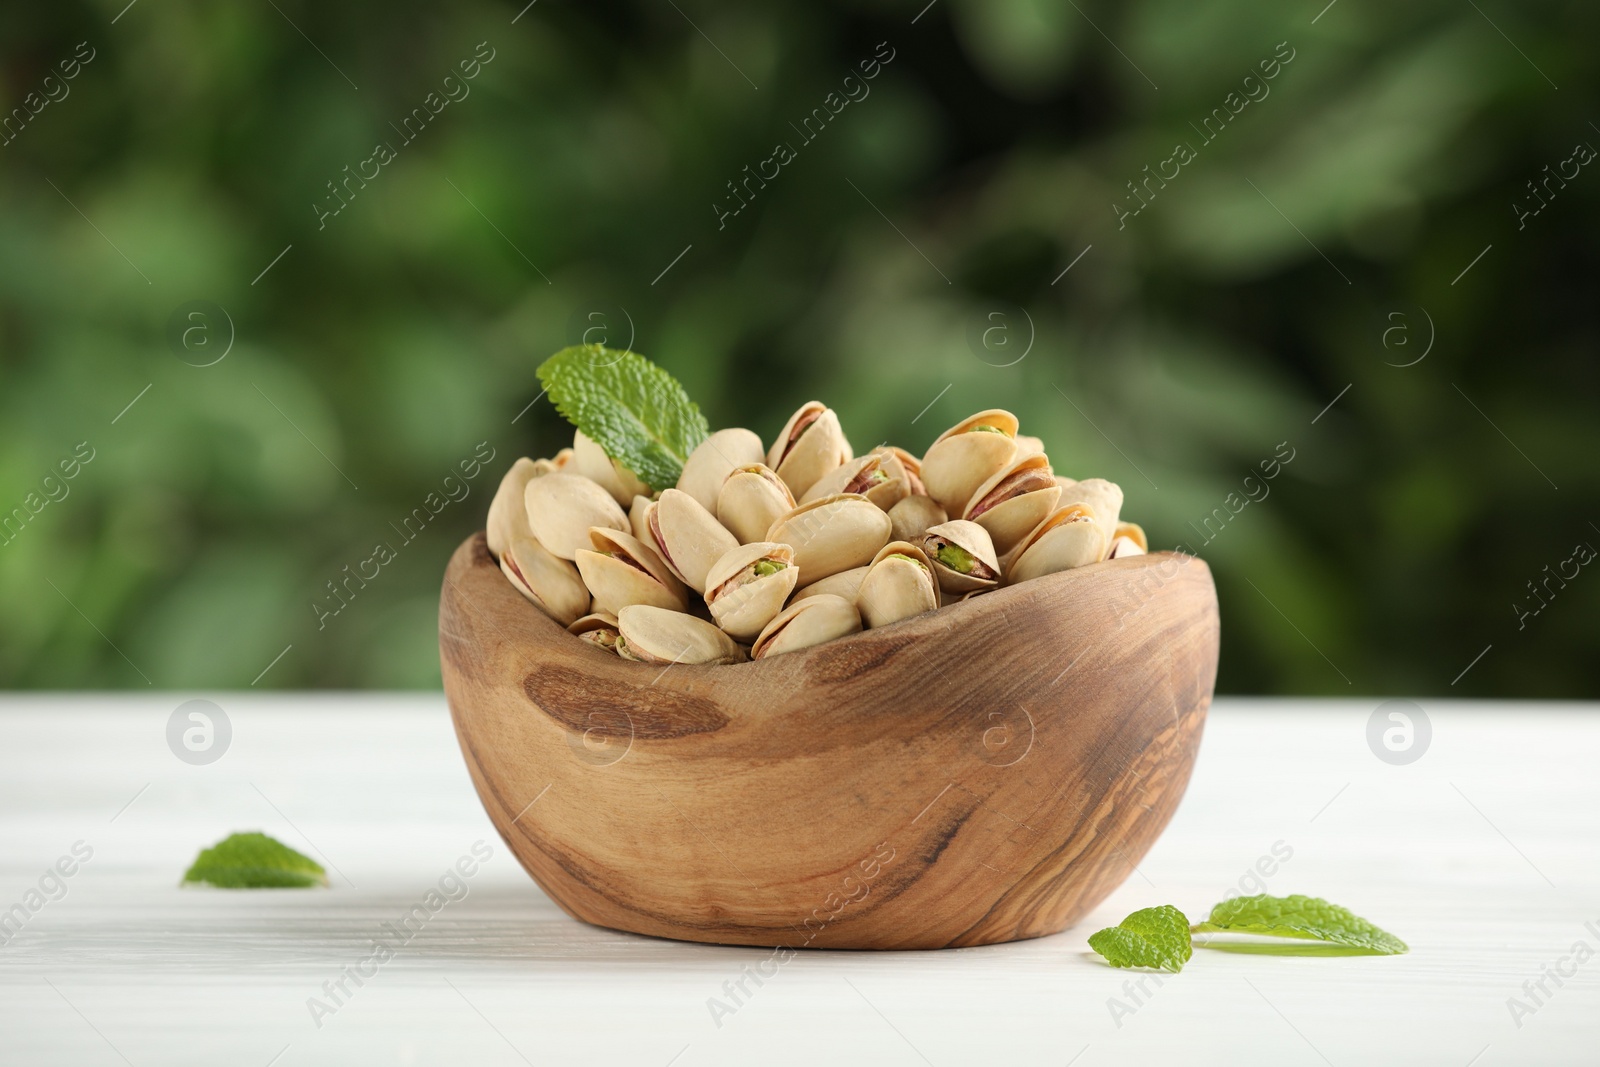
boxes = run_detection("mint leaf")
[182,831,328,889]
[1088,905,1192,972]
[1193,894,1407,955]
[537,345,709,492]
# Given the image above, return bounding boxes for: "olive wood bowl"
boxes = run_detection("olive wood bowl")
[439,531,1218,950]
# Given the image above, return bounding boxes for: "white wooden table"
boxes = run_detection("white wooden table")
[1,695,1595,1066]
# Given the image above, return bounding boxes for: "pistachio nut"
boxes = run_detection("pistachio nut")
[800,449,910,511]
[887,494,948,545]
[887,446,927,497]
[501,534,591,626]
[1007,503,1106,584]
[752,594,862,659]
[629,494,655,543]
[574,527,690,616]
[855,541,939,629]
[530,457,560,476]
[1054,474,1077,493]
[1055,477,1123,557]
[573,430,651,507]
[1114,521,1148,552]
[567,612,621,655]
[963,451,1062,556]
[766,401,851,498]
[524,472,630,561]
[487,457,540,560]
[704,541,800,641]
[790,566,868,604]
[645,488,740,594]
[919,410,1019,515]
[551,447,575,470]
[766,493,892,583]
[717,463,796,545]
[1016,434,1045,457]
[1107,535,1147,559]
[677,428,766,513]
[921,519,1001,595]
[615,604,746,665]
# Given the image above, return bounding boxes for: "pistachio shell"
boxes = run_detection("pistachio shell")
[1007,504,1106,584]
[766,494,892,583]
[524,472,630,560]
[855,541,938,629]
[573,431,651,506]
[963,452,1062,556]
[1015,434,1045,457]
[752,594,862,659]
[629,494,655,543]
[921,519,1001,595]
[567,612,621,655]
[616,605,746,665]
[800,450,908,511]
[501,535,590,626]
[767,402,851,498]
[887,494,948,545]
[645,488,739,594]
[1107,535,1146,559]
[717,464,796,545]
[1055,478,1123,558]
[487,458,540,559]
[574,528,690,615]
[1114,521,1148,552]
[919,410,1019,514]
[677,428,767,513]
[551,447,575,470]
[1054,475,1077,492]
[790,566,869,604]
[704,541,800,641]
[888,446,927,496]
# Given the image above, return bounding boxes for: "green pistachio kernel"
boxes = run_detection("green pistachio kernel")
[752,559,787,577]
[935,542,977,574]
[888,553,929,571]
[967,424,1006,434]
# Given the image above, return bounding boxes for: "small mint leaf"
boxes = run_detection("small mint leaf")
[1088,905,1192,972]
[182,832,328,889]
[536,345,709,492]
[1193,894,1407,955]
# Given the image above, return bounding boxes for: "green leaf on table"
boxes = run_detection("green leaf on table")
[536,345,709,492]
[1088,904,1193,972]
[182,831,328,889]
[1193,894,1407,955]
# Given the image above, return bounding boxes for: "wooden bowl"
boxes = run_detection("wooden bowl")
[439,532,1218,950]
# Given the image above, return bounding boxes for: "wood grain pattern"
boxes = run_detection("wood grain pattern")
[439,532,1219,950]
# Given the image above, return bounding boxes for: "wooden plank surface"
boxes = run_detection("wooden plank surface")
[1,694,1596,1065]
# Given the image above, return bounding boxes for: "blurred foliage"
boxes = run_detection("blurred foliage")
[1,0,1595,696]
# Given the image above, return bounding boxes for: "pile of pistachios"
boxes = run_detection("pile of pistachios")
[485,404,1147,665]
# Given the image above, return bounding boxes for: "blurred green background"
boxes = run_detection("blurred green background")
[2,0,1595,695]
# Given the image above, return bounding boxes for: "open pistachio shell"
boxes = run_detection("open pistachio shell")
[766,401,851,498]
[963,452,1062,556]
[1007,503,1106,584]
[855,541,938,629]
[1055,478,1123,558]
[766,493,892,583]
[1107,535,1146,559]
[704,541,800,642]
[616,604,746,665]
[551,447,575,470]
[573,431,651,507]
[524,472,630,561]
[800,449,908,511]
[888,447,927,497]
[1114,521,1148,552]
[501,535,590,626]
[717,464,796,545]
[1015,434,1045,457]
[567,612,621,655]
[752,594,862,659]
[574,527,690,616]
[628,494,655,543]
[887,494,947,545]
[790,566,869,604]
[677,428,767,513]
[645,488,739,595]
[487,458,540,560]
[919,410,1019,515]
[921,519,1001,595]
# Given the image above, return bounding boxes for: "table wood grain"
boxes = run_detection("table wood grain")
[1,695,1596,1066]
